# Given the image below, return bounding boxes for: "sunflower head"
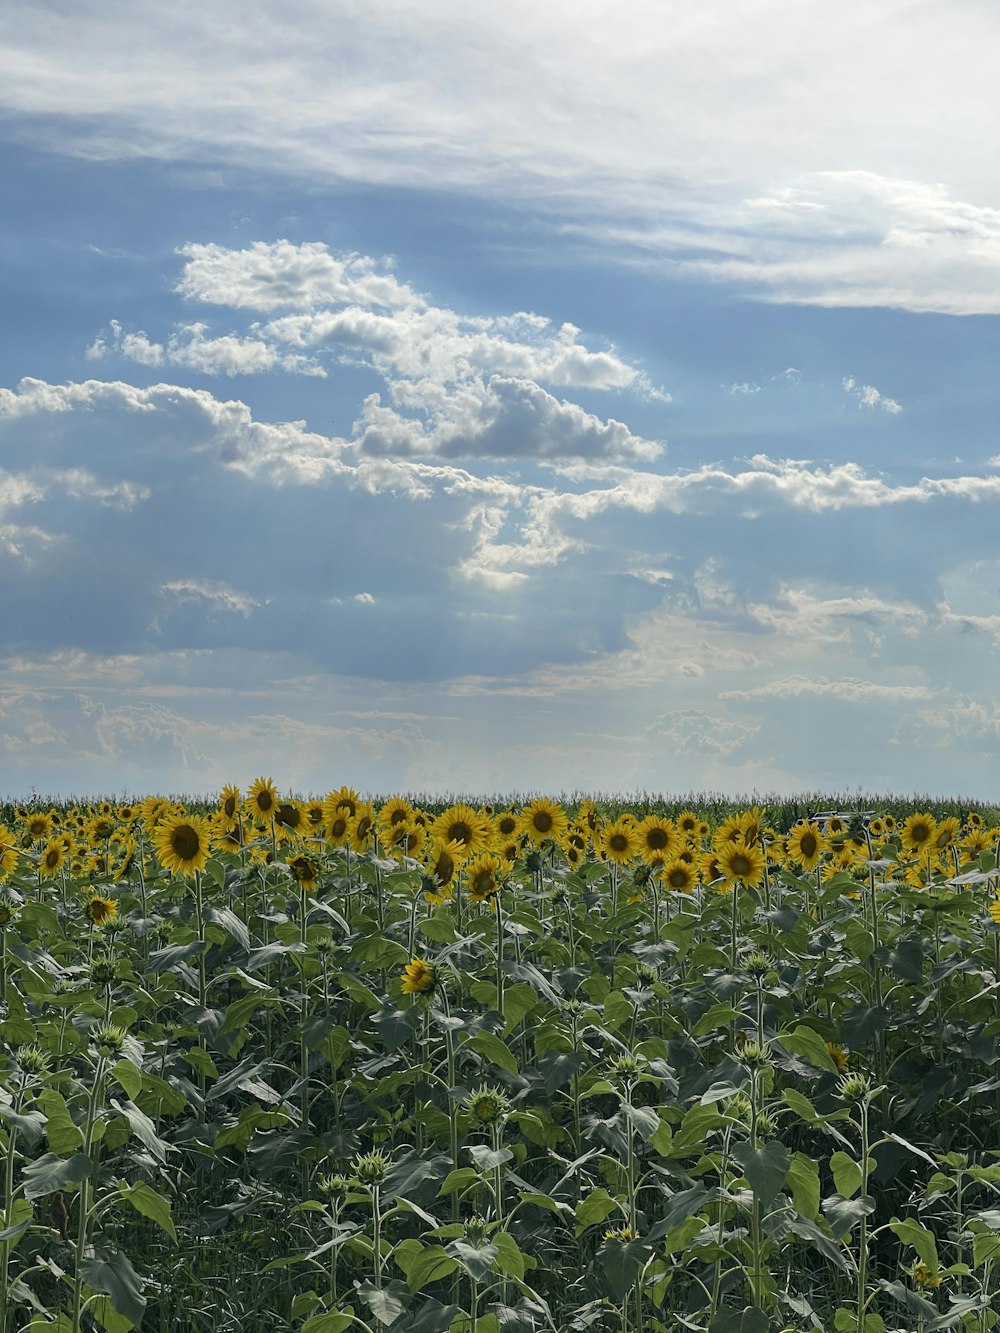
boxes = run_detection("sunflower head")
[911,1262,943,1290]
[153,814,212,877]
[466,1083,509,1127]
[401,957,437,995]
[520,797,568,847]
[825,1041,849,1072]
[288,854,320,889]
[247,776,280,820]
[85,894,118,928]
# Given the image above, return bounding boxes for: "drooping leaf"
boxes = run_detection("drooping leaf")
[732,1140,789,1208]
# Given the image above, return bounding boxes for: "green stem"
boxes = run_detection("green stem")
[71,1055,107,1333]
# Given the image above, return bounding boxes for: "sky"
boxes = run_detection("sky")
[1,0,999,801]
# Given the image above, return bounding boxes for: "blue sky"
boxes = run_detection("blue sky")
[1,0,999,800]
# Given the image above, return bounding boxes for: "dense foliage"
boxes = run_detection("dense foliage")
[2,787,1000,1333]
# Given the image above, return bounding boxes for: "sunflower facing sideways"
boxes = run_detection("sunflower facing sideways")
[787,821,826,872]
[153,812,213,876]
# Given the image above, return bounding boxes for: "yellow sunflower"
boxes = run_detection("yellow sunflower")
[933,817,960,853]
[39,840,66,879]
[325,809,351,847]
[787,821,826,872]
[0,827,19,880]
[716,839,766,888]
[520,797,569,847]
[324,786,360,821]
[288,853,320,889]
[432,803,490,858]
[661,859,697,894]
[425,837,464,891]
[596,818,640,867]
[23,811,52,843]
[152,813,212,876]
[900,811,937,855]
[274,800,306,843]
[348,803,375,853]
[247,776,280,822]
[218,784,242,829]
[466,853,503,904]
[86,894,118,927]
[636,815,679,865]
[378,796,414,829]
[401,958,436,995]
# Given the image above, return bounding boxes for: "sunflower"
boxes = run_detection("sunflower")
[967,811,984,831]
[274,801,306,843]
[432,803,490,858]
[676,810,699,839]
[325,809,351,847]
[86,894,118,927]
[218,784,242,829]
[425,837,464,890]
[825,1042,849,1072]
[139,795,168,827]
[715,813,746,844]
[0,827,19,880]
[88,814,116,842]
[401,958,436,995]
[960,828,993,865]
[303,800,326,835]
[247,776,279,822]
[153,813,212,876]
[24,812,52,843]
[636,815,679,865]
[324,786,360,821]
[466,853,503,904]
[384,818,426,860]
[288,854,320,889]
[933,817,960,853]
[39,840,66,879]
[825,815,848,836]
[494,810,520,842]
[378,796,414,829]
[597,818,640,867]
[738,805,767,845]
[716,839,766,888]
[900,811,937,854]
[787,821,826,872]
[348,804,375,853]
[520,797,569,847]
[661,859,697,894]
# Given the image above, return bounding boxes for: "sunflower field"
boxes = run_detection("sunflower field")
[3,785,1000,1333]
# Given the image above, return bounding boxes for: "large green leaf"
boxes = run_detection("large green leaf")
[37,1089,83,1155]
[732,1140,789,1208]
[21,1152,93,1201]
[79,1250,146,1328]
[118,1182,177,1243]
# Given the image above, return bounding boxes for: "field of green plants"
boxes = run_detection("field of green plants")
[2,783,1000,1333]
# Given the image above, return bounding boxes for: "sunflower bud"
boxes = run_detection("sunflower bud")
[466,1084,509,1127]
[16,1044,51,1077]
[93,1021,128,1058]
[836,1072,871,1103]
[353,1149,389,1186]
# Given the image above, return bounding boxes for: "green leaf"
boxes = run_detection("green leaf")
[448,1239,498,1282]
[301,1313,354,1333]
[465,1030,519,1076]
[645,1186,710,1242]
[888,937,924,984]
[595,1237,653,1303]
[888,1217,938,1270]
[438,1168,480,1198]
[358,1279,409,1326]
[830,1151,863,1199]
[109,1059,142,1102]
[492,1230,526,1281]
[109,1099,174,1165]
[0,1105,46,1148]
[786,1153,821,1221]
[501,982,538,1032]
[972,1230,1000,1267]
[37,1089,84,1155]
[396,1241,459,1292]
[22,1152,93,1201]
[709,1308,771,1333]
[118,1182,177,1243]
[780,1024,840,1073]
[575,1186,620,1233]
[0,1198,33,1248]
[79,1250,146,1328]
[466,1144,513,1172]
[823,1193,875,1240]
[732,1140,789,1208]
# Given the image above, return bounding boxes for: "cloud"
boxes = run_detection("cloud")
[842,375,902,414]
[5,5,999,313]
[88,242,666,461]
[720,674,935,703]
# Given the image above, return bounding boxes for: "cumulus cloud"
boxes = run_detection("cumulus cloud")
[88,242,666,461]
[842,375,902,414]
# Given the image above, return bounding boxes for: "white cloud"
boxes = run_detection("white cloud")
[842,375,902,414]
[720,675,935,704]
[5,5,999,313]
